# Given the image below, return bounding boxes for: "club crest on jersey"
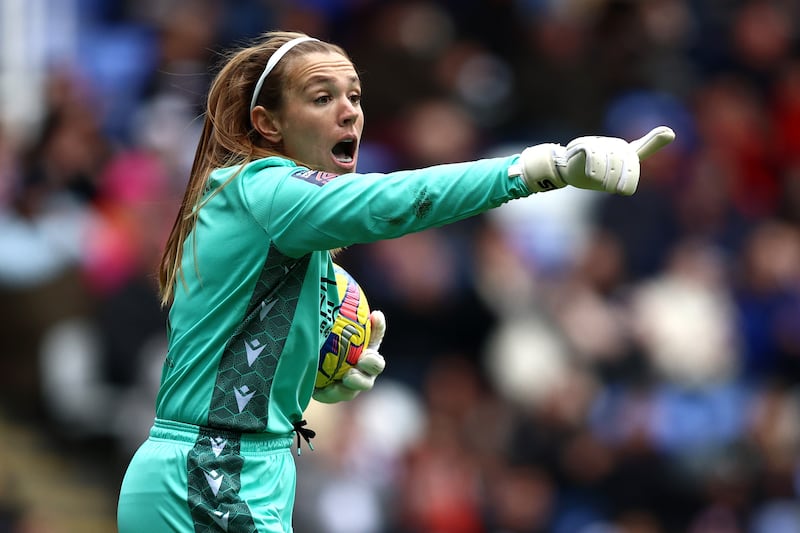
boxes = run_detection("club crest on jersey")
[291,169,339,186]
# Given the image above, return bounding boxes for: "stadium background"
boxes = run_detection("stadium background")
[0,0,799,531]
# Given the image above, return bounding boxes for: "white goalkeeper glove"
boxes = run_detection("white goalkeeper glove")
[512,126,676,195]
[312,310,387,404]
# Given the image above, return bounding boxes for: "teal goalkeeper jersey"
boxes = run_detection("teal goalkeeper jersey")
[156,155,531,436]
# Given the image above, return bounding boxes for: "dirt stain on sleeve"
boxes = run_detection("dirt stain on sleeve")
[413,188,432,218]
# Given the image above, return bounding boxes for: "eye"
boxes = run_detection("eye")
[314,95,332,105]
[349,93,362,105]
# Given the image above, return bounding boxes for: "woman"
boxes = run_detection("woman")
[117,30,673,532]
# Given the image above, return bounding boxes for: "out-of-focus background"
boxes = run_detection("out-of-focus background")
[1,0,799,531]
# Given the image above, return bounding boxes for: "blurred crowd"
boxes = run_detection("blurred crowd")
[1,0,799,532]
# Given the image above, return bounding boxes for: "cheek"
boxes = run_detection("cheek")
[283,124,317,155]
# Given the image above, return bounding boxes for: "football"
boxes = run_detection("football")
[316,263,372,388]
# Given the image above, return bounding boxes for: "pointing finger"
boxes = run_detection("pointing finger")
[630,126,676,160]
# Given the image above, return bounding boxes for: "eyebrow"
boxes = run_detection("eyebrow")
[303,75,361,89]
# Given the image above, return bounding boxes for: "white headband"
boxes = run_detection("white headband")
[249,36,320,115]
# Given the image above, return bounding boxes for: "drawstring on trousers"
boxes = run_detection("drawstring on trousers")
[292,419,316,455]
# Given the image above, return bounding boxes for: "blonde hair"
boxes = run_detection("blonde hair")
[158,31,351,306]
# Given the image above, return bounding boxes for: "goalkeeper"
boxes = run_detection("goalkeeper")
[117,30,674,532]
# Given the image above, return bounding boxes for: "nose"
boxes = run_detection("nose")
[338,97,359,126]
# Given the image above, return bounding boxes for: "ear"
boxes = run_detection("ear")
[251,106,282,144]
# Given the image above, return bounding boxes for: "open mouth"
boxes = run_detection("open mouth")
[331,139,356,164]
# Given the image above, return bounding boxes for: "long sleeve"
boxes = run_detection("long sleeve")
[244,156,531,257]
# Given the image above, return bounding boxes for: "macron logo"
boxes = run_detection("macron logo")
[211,510,229,531]
[259,299,277,321]
[234,385,255,413]
[245,339,266,367]
[203,469,224,497]
[210,436,227,457]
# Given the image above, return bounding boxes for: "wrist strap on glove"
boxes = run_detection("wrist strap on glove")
[508,143,568,193]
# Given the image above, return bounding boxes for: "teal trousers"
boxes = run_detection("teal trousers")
[118,419,296,532]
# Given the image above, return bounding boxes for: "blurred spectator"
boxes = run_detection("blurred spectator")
[771,61,800,168]
[395,357,489,533]
[510,3,605,138]
[629,239,740,388]
[0,72,106,420]
[692,75,779,220]
[547,228,642,383]
[730,0,796,88]
[732,220,800,382]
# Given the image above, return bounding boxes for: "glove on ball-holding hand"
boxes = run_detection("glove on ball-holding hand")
[514,126,676,195]
[312,310,387,404]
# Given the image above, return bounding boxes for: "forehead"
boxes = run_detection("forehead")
[286,51,360,88]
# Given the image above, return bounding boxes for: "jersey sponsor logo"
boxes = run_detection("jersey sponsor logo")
[234,385,256,412]
[290,168,339,186]
[203,469,224,496]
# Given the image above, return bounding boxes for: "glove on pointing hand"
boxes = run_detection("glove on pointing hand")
[516,126,676,196]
